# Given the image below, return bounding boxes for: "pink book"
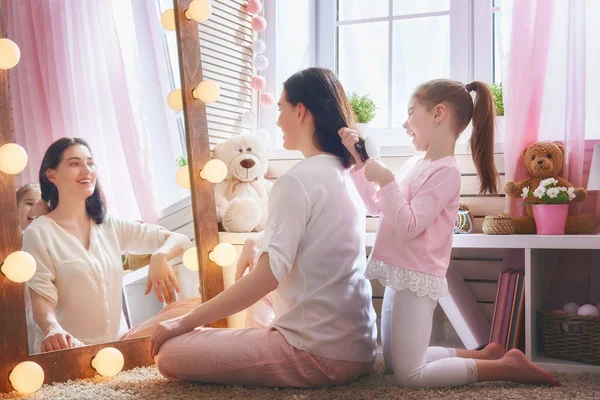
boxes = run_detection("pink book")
[489,270,511,343]
[500,270,519,347]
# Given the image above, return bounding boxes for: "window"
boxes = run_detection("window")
[268,0,600,152]
[157,0,188,157]
[330,0,503,147]
[336,0,452,143]
[265,0,500,151]
[492,1,502,83]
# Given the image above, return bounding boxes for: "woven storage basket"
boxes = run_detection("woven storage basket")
[538,310,600,365]
[482,214,515,235]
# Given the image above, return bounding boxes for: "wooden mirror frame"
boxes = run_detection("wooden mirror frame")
[0,0,226,393]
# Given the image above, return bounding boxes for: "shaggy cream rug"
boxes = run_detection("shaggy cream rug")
[1,361,599,399]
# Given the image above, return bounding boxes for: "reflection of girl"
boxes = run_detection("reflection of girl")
[16,182,41,230]
[23,137,191,353]
[18,182,43,354]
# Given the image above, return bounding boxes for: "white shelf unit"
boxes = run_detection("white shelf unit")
[220,232,600,250]
[220,232,600,373]
[526,245,600,374]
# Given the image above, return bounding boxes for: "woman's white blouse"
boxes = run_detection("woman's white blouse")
[22,215,168,353]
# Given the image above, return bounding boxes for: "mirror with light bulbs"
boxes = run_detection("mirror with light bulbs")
[1,0,207,357]
[0,0,240,393]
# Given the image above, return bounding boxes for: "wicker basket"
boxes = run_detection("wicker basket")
[538,310,600,365]
[482,214,515,235]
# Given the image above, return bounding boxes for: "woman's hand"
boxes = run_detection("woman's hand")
[364,159,395,187]
[338,128,365,169]
[235,239,257,281]
[41,324,84,352]
[150,315,194,358]
[145,253,180,304]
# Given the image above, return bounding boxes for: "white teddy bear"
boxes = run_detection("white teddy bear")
[213,134,272,232]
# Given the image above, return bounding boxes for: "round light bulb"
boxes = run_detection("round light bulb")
[250,76,266,91]
[200,159,228,183]
[9,361,44,394]
[251,16,267,32]
[252,39,266,54]
[0,38,21,70]
[208,243,237,267]
[193,80,220,103]
[1,251,36,283]
[246,0,263,15]
[167,89,183,111]
[176,166,191,189]
[254,55,269,71]
[0,143,28,175]
[241,111,256,127]
[186,0,212,22]
[260,92,275,107]
[182,247,199,271]
[160,9,176,31]
[91,347,124,377]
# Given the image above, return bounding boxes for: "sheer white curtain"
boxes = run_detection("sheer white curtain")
[7,0,184,222]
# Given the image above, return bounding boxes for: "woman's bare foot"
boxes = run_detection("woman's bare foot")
[480,342,506,360]
[502,349,561,386]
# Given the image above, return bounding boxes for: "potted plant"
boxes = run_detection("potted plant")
[348,92,377,135]
[521,178,576,234]
[489,82,504,136]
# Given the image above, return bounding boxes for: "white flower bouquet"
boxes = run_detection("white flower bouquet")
[521,178,576,205]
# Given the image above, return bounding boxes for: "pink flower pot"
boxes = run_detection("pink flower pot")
[533,204,569,235]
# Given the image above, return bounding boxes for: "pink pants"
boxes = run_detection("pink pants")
[155,297,373,388]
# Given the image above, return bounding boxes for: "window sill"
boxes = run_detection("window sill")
[269,142,505,160]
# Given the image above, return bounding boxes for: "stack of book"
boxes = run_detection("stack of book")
[489,269,526,351]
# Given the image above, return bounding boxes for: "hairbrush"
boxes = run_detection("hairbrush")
[355,136,380,162]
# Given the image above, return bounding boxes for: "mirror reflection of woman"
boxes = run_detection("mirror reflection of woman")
[22,137,191,353]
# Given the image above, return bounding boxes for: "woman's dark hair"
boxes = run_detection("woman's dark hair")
[413,79,499,195]
[282,67,364,169]
[39,137,107,224]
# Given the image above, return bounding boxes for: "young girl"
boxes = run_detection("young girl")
[150,68,377,388]
[16,182,41,230]
[339,79,560,388]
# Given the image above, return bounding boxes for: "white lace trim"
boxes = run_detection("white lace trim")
[366,258,449,301]
[465,358,478,384]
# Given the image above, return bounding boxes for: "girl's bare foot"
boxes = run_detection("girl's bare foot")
[481,342,506,360]
[502,349,561,386]
[456,342,506,360]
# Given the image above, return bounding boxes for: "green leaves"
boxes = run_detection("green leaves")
[176,156,188,167]
[489,83,504,116]
[348,92,378,123]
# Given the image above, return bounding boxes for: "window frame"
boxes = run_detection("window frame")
[267,0,502,158]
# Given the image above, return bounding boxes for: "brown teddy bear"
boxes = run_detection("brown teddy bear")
[504,141,599,234]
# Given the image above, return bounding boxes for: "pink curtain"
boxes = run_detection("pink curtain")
[503,0,599,222]
[5,0,165,223]
[501,0,555,217]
